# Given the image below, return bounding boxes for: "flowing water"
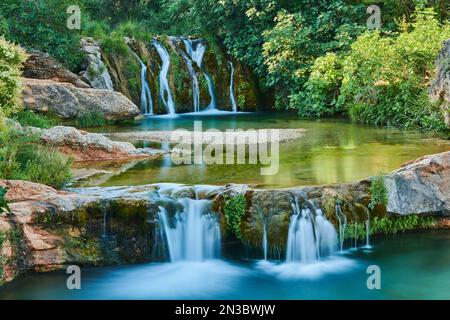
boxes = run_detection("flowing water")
[131,51,153,115]
[228,61,238,112]
[151,40,176,115]
[2,230,450,299]
[80,113,449,188]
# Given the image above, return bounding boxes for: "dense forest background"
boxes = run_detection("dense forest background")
[0,0,449,131]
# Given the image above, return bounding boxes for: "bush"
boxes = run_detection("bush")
[12,110,57,129]
[0,126,73,189]
[223,195,247,239]
[0,37,27,118]
[337,8,450,130]
[368,176,388,210]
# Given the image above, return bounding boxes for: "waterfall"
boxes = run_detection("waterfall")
[228,61,238,112]
[158,198,221,262]
[335,203,347,251]
[365,210,371,249]
[262,224,268,260]
[182,38,217,111]
[131,51,153,115]
[151,40,176,115]
[286,197,338,263]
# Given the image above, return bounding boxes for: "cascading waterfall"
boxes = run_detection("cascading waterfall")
[262,224,268,260]
[228,61,238,112]
[286,196,338,263]
[151,40,176,115]
[158,198,221,262]
[335,203,347,251]
[365,209,371,249]
[131,51,153,115]
[182,38,217,111]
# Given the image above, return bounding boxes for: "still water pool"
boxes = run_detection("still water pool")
[80,113,449,188]
[1,230,450,300]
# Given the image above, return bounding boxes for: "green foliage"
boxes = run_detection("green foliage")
[0,37,27,118]
[345,215,436,240]
[223,195,247,239]
[0,0,84,71]
[337,9,450,130]
[368,176,388,210]
[0,187,10,214]
[0,126,73,189]
[12,110,57,129]
[73,112,108,128]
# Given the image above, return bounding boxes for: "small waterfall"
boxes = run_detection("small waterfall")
[131,51,153,115]
[228,61,238,112]
[335,203,347,251]
[286,196,338,263]
[158,198,221,262]
[365,210,371,249]
[151,40,176,115]
[262,224,268,260]
[182,38,217,111]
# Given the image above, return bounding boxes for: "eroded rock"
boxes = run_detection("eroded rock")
[429,39,450,127]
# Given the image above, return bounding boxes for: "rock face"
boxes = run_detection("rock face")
[79,38,114,90]
[22,78,141,120]
[0,180,159,284]
[385,151,450,215]
[22,49,90,88]
[40,126,163,162]
[429,39,450,127]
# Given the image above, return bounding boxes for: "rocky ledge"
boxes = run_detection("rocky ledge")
[1,151,449,284]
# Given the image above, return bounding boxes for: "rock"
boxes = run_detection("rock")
[40,126,164,162]
[21,78,141,121]
[22,49,90,88]
[79,38,114,90]
[429,39,450,127]
[385,151,450,215]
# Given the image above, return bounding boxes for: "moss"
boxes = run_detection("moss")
[223,195,247,239]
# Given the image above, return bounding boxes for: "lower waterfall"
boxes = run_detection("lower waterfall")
[158,198,221,262]
[228,61,238,112]
[131,51,153,115]
[286,197,338,263]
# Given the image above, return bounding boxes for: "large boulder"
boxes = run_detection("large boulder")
[79,38,114,90]
[385,151,450,215]
[22,49,90,88]
[21,78,141,121]
[429,39,450,127]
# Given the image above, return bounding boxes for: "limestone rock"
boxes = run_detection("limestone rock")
[22,49,90,88]
[22,78,140,121]
[79,38,114,90]
[385,151,450,215]
[429,39,450,127]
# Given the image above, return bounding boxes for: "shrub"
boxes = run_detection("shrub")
[0,37,28,118]
[337,8,450,130]
[223,195,247,239]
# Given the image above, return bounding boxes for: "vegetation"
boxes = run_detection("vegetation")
[0,126,73,189]
[345,215,436,240]
[0,37,27,118]
[12,110,57,129]
[368,176,388,210]
[223,195,247,239]
[0,187,10,214]
[73,111,109,128]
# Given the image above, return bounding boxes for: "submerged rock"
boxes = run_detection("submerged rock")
[21,78,140,121]
[40,126,164,162]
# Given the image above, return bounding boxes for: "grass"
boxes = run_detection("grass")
[73,112,109,128]
[12,110,58,129]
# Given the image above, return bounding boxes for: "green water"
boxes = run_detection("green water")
[79,113,449,188]
[1,230,450,300]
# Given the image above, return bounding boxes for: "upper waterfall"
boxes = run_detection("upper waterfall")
[182,38,217,111]
[151,39,176,115]
[228,61,238,113]
[131,51,153,115]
